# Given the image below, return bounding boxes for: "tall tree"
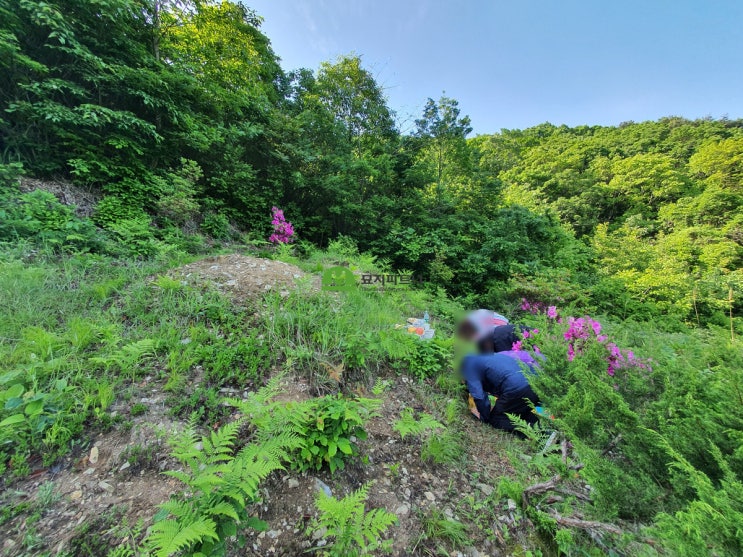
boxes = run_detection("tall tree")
[413,96,473,207]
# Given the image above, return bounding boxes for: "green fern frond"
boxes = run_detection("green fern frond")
[201,419,241,464]
[158,499,195,520]
[206,501,240,522]
[393,408,444,440]
[146,517,218,557]
[90,338,155,371]
[312,482,397,556]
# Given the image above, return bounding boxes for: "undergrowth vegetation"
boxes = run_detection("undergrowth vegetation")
[1,234,741,556]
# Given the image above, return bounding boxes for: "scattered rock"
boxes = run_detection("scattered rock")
[507,498,518,512]
[314,478,332,497]
[287,478,300,489]
[267,530,280,539]
[119,462,131,472]
[89,446,99,465]
[312,527,327,541]
[395,504,410,516]
[98,481,114,493]
[476,483,493,496]
[70,490,83,501]
[424,491,435,501]
[465,548,481,557]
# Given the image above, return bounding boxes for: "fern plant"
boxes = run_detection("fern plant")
[228,383,380,474]
[393,408,444,440]
[144,416,300,557]
[89,338,155,383]
[311,482,398,556]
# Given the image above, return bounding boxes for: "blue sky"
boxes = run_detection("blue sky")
[248,0,743,134]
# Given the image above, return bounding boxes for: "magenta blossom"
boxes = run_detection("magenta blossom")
[547,306,558,319]
[562,313,651,377]
[269,206,295,244]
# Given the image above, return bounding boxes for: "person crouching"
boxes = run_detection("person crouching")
[461,353,539,436]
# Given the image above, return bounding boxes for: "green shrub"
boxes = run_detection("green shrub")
[0,162,23,189]
[93,196,148,229]
[292,394,380,474]
[19,190,73,231]
[404,337,453,381]
[107,218,160,258]
[0,190,101,252]
[228,384,380,474]
[200,212,231,239]
[153,159,202,226]
[652,444,743,557]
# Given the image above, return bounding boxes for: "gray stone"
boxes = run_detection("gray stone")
[424,491,435,501]
[312,527,327,541]
[476,483,494,496]
[287,478,300,489]
[98,481,114,493]
[507,498,518,511]
[314,478,332,497]
[395,504,410,516]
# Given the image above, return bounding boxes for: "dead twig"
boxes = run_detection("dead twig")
[561,439,568,464]
[547,510,623,535]
[555,487,592,503]
[522,475,560,507]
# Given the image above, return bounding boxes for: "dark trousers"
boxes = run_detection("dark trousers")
[487,386,539,435]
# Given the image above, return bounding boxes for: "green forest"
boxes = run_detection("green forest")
[1,1,742,556]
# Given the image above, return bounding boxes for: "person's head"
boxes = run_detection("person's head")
[456,310,509,345]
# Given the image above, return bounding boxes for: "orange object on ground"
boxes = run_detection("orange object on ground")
[468,394,480,419]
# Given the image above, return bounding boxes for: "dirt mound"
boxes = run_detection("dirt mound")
[172,254,320,303]
[19,177,101,217]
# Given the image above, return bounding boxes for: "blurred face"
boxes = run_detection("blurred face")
[457,320,478,342]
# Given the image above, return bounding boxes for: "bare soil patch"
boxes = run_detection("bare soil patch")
[171,254,320,304]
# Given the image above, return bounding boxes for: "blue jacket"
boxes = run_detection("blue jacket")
[462,353,534,421]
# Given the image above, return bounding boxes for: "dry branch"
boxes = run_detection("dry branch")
[547,510,623,535]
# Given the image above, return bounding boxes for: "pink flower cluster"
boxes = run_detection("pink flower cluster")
[512,327,539,351]
[269,206,295,244]
[520,298,546,315]
[606,343,650,376]
[562,315,651,376]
